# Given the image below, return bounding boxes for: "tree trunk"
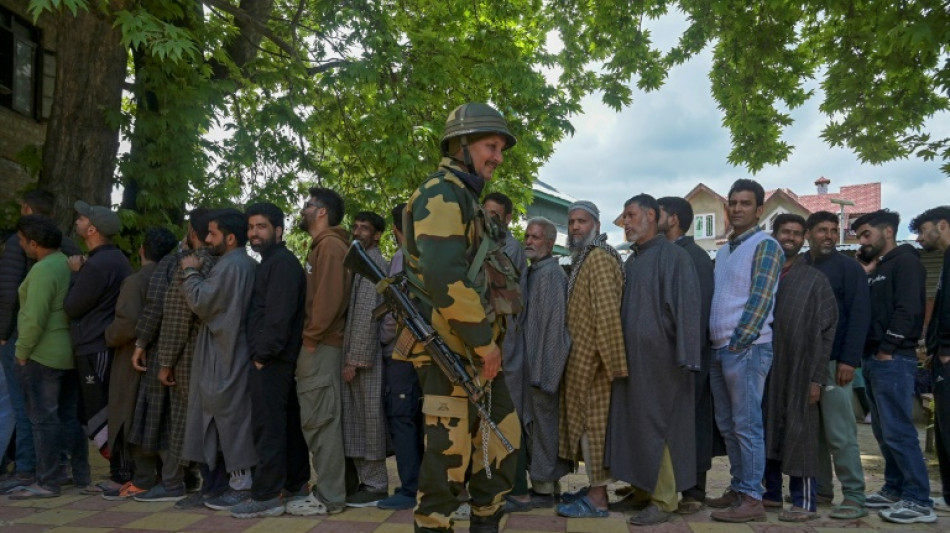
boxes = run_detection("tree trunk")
[38,8,126,231]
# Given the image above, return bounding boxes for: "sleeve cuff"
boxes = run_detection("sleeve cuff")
[473,341,499,359]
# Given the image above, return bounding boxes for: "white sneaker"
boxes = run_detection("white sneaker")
[879,500,937,524]
[286,493,344,516]
[934,497,950,514]
[451,502,471,521]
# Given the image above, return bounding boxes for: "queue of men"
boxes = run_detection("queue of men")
[1,103,949,533]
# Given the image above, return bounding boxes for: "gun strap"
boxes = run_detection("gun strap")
[401,260,435,309]
[466,226,491,282]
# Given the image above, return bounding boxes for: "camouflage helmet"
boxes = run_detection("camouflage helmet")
[440,102,517,156]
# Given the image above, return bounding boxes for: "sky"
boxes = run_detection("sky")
[534,13,950,244]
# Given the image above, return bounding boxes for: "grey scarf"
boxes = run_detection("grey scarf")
[567,233,624,296]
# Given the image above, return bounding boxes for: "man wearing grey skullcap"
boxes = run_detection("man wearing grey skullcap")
[556,201,627,518]
[568,201,600,223]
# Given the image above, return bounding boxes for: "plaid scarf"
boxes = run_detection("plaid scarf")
[567,233,624,296]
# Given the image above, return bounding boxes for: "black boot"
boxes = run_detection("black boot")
[469,511,502,533]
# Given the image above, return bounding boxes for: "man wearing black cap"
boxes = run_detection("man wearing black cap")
[64,201,132,492]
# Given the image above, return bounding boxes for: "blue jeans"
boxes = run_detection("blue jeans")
[1,336,35,474]
[0,343,14,472]
[863,354,932,507]
[710,343,772,499]
[14,360,89,491]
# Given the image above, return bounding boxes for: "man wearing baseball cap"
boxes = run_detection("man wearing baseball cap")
[64,201,132,494]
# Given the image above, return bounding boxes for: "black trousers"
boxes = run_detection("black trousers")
[76,350,131,483]
[249,359,309,501]
[383,356,423,496]
[934,358,950,501]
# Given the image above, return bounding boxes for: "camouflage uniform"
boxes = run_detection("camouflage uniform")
[397,156,521,533]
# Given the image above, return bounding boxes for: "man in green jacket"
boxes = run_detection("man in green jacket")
[7,215,87,500]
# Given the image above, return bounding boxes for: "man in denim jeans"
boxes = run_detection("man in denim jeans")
[0,191,84,494]
[706,179,784,523]
[7,215,88,500]
[852,209,933,524]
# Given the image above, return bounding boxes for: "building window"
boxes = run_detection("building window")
[694,213,715,239]
[1,8,42,118]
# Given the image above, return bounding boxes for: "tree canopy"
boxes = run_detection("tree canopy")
[18,0,950,244]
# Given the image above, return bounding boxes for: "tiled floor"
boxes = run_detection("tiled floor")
[1,423,948,532]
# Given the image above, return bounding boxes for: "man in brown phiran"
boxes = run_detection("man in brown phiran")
[556,200,626,518]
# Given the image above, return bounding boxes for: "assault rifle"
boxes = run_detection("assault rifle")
[344,240,514,453]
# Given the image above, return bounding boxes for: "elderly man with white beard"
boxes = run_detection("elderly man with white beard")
[555,202,626,519]
[504,217,572,512]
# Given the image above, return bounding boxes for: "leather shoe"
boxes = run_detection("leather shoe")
[706,488,739,509]
[711,493,767,523]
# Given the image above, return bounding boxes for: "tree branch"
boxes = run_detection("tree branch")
[307,60,346,76]
[200,0,298,59]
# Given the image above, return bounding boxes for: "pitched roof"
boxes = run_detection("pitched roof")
[795,182,881,216]
[685,182,727,203]
[763,188,809,213]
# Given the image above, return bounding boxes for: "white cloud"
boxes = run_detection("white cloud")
[539,26,950,243]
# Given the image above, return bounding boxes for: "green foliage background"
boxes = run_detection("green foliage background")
[16,0,950,256]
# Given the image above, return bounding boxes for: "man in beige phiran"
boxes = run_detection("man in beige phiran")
[556,201,626,519]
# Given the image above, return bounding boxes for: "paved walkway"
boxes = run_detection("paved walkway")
[1,424,948,532]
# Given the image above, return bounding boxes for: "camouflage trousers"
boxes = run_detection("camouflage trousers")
[413,363,521,533]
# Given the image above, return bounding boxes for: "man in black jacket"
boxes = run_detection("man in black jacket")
[0,190,84,493]
[803,211,870,519]
[852,209,933,524]
[229,202,308,519]
[656,196,715,514]
[64,201,132,491]
[910,206,950,513]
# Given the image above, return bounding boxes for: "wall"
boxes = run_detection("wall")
[0,0,56,210]
[688,192,726,251]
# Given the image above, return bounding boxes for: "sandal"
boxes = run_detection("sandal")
[81,480,121,495]
[676,498,704,514]
[556,495,609,518]
[559,486,590,504]
[779,506,819,522]
[8,483,59,500]
[829,501,868,520]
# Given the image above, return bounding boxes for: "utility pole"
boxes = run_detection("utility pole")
[829,198,855,245]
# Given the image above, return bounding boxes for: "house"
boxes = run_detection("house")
[684,178,882,251]
[525,179,576,255]
[0,0,55,199]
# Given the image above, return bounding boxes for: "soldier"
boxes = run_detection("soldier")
[396,102,522,533]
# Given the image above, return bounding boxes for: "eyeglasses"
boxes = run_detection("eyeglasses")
[302,200,323,210]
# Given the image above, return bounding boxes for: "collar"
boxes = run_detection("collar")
[87,243,118,257]
[633,234,664,256]
[529,254,555,270]
[439,157,485,197]
[258,241,286,261]
[804,248,838,265]
[728,226,762,252]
